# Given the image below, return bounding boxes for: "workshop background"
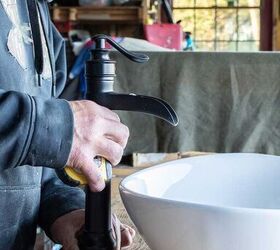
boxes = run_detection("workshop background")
[34,0,280,249]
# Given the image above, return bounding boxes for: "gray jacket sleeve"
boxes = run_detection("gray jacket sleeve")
[0,90,73,170]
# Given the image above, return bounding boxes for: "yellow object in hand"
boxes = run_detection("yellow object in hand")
[60,157,112,187]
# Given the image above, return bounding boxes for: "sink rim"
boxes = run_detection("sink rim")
[120,153,280,214]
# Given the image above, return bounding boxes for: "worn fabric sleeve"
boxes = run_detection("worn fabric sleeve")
[0,90,73,170]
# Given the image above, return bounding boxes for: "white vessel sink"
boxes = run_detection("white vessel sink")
[120,153,280,250]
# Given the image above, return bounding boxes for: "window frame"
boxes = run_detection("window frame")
[167,0,272,51]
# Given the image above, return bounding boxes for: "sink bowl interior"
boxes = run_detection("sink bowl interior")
[122,154,280,209]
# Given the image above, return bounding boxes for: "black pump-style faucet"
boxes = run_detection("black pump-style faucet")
[86,35,178,125]
[57,35,178,250]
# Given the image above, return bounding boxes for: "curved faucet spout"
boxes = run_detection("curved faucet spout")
[94,92,179,126]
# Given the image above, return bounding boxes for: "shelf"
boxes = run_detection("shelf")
[51,6,144,24]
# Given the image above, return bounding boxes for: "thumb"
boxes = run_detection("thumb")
[77,156,106,192]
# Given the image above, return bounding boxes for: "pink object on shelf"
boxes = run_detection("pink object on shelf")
[144,24,183,50]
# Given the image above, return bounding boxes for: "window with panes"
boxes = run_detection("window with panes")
[173,0,261,51]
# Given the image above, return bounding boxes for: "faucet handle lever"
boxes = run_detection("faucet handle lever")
[92,34,149,63]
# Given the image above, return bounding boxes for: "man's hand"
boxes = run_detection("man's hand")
[66,100,129,192]
[50,210,84,250]
[50,209,136,250]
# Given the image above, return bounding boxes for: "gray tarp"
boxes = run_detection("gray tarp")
[63,52,280,155]
[111,52,280,155]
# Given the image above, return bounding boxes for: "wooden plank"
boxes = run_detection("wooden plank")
[52,6,142,23]
[132,151,212,168]
[113,167,147,177]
